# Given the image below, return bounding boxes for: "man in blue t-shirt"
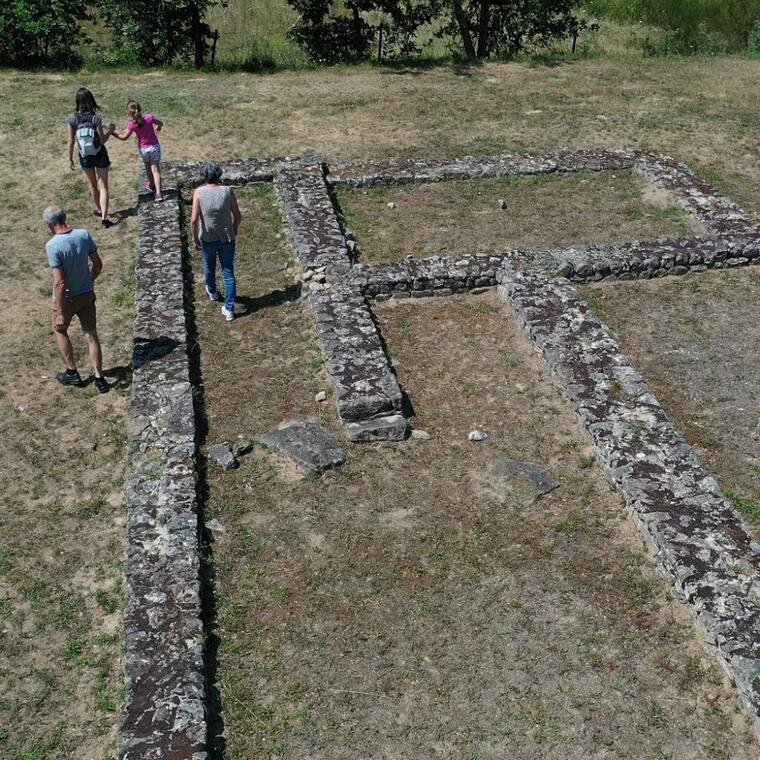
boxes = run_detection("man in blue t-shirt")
[43,205,109,393]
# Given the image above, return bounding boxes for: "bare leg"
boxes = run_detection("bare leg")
[55,329,77,370]
[96,167,110,221]
[150,163,162,196]
[145,162,156,191]
[82,167,101,214]
[84,330,104,377]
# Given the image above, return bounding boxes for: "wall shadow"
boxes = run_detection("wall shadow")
[178,193,227,759]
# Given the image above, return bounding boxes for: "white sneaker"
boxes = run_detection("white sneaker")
[205,285,221,302]
[221,305,235,321]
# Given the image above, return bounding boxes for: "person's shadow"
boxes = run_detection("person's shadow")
[80,364,132,390]
[234,282,302,317]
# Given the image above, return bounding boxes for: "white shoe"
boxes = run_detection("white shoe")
[205,285,221,301]
[221,305,235,321]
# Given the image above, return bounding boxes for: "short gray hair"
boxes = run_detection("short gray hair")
[201,160,223,184]
[42,205,67,225]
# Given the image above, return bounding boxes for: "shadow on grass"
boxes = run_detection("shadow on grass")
[235,282,302,317]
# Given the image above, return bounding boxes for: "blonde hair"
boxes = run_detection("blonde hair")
[127,100,143,125]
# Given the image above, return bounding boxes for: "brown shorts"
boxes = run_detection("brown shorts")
[53,291,97,333]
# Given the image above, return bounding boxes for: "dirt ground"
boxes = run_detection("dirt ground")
[580,267,760,529]
[190,187,757,759]
[335,169,693,262]
[3,56,760,757]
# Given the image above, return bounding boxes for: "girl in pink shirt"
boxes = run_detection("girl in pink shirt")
[113,101,165,201]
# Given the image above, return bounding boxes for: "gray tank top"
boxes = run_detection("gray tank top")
[198,185,234,243]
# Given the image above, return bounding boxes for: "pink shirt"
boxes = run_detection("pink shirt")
[127,113,160,149]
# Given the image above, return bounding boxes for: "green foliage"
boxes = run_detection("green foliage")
[286,0,591,63]
[586,0,760,54]
[0,0,88,67]
[98,0,218,66]
[438,0,593,59]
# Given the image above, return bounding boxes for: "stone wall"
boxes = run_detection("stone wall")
[163,158,278,188]
[327,149,634,187]
[498,262,760,734]
[121,184,207,760]
[632,150,753,234]
[274,158,409,440]
[123,149,760,752]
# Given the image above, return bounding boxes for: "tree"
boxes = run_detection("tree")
[440,0,592,59]
[99,0,217,67]
[286,0,590,63]
[287,0,434,63]
[0,0,89,67]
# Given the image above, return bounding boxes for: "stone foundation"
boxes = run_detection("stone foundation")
[121,184,207,760]
[497,261,760,733]
[124,149,760,752]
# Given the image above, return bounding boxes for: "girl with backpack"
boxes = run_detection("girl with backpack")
[111,101,164,202]
[67,87,115,228]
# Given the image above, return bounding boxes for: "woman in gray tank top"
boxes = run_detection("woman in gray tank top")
[191,160,242,321]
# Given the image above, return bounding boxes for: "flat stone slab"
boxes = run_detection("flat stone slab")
[261,420,346,474]
[345,414,409,442]
[486,458,559,505]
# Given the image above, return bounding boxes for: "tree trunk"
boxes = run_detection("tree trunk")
[350,4,364,58]
[476,0,490,58]
[452,0,477,59]
[191,3,205,68]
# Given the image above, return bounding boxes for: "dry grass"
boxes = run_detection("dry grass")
[580,267,760,528]
[2,55,760,756]
[336,169,692,262]
[194,217,756,756]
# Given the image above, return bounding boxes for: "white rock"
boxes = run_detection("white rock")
[302,269,314,281]
[387,201,396,210]
[468,430,488,442]
[314,391,327,403]
[206,518,226,535]
[498,199,508,210]
[411,429,431,440]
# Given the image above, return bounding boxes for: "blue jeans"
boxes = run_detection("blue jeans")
[201,240,236,312]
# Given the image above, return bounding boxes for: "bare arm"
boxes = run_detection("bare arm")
[68,125,76,170]
[231,191,242,236]
[89,250,103,280]
[96,121,111,145]
[191,190,202,249]
[52,267,67,332]
[153,117,164,132]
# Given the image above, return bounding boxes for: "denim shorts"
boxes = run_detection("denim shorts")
[79,145,110,170]
[139,144,161,165]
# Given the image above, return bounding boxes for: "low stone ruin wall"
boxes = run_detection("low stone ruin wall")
[497,262,760,734]
[327,148,634,187]
[163,158,278,188]
[121,183,207,760]
[122,148,760,755]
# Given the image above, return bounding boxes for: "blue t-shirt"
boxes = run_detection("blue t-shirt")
[46,229,97,298]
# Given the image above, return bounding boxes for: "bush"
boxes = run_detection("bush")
[0,0,88,67]
[587,0,760,54]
